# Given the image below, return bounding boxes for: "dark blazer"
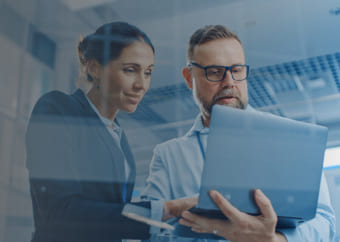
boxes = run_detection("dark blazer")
[26,89,150,242]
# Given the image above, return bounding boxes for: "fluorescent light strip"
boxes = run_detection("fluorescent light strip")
[323,146,340,169]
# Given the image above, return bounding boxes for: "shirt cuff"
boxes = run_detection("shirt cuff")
[277,228,294,241]
[149,200,164,234]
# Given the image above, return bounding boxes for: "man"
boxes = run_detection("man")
[141,25,336,241]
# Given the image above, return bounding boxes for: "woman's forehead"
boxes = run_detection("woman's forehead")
[114,41,154,66]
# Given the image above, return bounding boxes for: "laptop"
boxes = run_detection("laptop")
[176,105,327,238]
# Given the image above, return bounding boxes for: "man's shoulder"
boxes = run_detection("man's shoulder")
[154,134,194,153]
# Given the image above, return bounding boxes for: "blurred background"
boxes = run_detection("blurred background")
[0,0,340,241]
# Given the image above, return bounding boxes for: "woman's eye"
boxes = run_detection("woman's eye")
[145,71,152,77]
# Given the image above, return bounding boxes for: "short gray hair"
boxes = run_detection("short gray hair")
[186,25,241,63]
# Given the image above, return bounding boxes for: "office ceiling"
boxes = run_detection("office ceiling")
[5,0,340,181]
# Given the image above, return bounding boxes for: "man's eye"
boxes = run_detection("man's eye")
[124,68,135,73]
[208,68,222,75]
[232,66,245,73]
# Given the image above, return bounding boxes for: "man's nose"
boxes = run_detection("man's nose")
[221,70,235,87]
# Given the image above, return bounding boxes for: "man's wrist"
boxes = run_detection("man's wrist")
[162,200,174,221]
[162,197,198,221]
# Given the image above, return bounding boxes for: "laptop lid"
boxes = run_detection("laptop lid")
[197,105,327,222]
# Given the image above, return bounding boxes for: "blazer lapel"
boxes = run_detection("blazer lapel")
[72,89,126,201]
[120,130,136,198]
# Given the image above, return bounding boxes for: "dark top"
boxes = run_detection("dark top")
[26,89,150,242]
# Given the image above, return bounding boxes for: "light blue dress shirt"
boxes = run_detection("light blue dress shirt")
[142,112,336,241]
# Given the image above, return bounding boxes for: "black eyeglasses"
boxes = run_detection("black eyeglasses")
[188,62,249,82]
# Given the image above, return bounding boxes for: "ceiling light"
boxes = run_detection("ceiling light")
[306,78,326,89]
[61,0,117,11]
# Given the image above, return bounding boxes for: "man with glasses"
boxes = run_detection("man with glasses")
[142,25,335,241]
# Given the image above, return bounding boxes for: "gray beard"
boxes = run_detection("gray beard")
[193,87,246,117]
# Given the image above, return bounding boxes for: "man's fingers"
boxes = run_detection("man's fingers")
[181,211,195,223]
[209,190,243,223]
[191,227,208,234]
[179,218,195,227]
[254,189,277,224]
[181,211,214,231]
[187,196,199,207]
[180,211,228,236]
[164,196,198,220]
[179,196,198,212]
[179,218,206,233]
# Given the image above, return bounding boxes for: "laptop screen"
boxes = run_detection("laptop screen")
[198,105,327,220]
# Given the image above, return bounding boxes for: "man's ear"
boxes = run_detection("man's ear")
[182,67,193,90]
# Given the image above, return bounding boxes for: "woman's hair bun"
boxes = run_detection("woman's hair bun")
[77,35,89,65]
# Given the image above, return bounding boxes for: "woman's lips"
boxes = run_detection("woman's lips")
[126,94,142,104]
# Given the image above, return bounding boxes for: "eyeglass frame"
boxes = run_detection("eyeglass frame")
[187,62,250,82]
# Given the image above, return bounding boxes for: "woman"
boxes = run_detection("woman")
[26,22,195,242]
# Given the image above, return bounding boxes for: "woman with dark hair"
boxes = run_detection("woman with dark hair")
[26,22,196,242]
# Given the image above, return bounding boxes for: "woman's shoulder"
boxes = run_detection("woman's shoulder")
[32,90,81,116]
[38,90,73,103]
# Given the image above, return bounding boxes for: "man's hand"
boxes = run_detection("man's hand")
[179,189,287,242]
[162,197,198,221]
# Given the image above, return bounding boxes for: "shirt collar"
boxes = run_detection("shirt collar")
[186,104,254,137]
[83,91,120,130]
[186,114,209,137]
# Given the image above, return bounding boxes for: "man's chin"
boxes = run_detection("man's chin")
[218,102,242,109]
[204,101,245,116]
[215,98,240,108]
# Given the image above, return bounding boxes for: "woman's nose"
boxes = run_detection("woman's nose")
[134,74,148,90]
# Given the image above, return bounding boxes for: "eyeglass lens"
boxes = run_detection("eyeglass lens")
[206,65,247,81]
